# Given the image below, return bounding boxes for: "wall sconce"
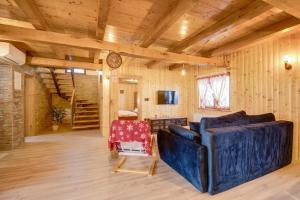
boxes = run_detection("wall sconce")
[283,55,293,70]
[181,64,186,76]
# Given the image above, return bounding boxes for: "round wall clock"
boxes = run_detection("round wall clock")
[106,52,122,69]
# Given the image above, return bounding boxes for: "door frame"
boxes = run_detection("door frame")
[111,74,143,120]
[24,75,35,136]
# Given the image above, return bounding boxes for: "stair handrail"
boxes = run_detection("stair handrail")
[70,88,76,106]
[70,69,76,127]
[49,68,62,97]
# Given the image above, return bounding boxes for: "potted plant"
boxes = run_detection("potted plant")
[51,106,66,131]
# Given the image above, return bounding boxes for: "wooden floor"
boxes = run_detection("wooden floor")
[0,130,300,200]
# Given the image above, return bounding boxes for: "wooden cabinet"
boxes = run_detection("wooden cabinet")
[146,117,187,134]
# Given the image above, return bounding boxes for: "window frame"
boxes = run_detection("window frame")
[197,72,231,111]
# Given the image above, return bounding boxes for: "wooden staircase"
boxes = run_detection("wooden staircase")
[40,70,74,100]
[38,68,100,130]
[73,100,100,130]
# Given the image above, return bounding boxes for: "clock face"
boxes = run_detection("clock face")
[106,52,122,69]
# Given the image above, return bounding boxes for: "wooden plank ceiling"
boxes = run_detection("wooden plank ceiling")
[0,0,299,69]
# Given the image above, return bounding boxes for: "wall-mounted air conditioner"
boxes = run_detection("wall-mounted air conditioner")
[0,42,26,65]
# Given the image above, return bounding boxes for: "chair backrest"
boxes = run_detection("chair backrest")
[110,120,151,156]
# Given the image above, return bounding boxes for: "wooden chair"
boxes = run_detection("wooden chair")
[109,120,158,176]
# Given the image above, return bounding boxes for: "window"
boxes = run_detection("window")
[65,68,85,74]
[198,73,230,110]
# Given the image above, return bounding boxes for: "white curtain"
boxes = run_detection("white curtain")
[198,73,230,109]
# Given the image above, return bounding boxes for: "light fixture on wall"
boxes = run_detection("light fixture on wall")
[283,55,293,70]
[181,64,186,76]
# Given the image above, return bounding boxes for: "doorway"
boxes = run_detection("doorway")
[110,74,142,121]
[118,78,139,120]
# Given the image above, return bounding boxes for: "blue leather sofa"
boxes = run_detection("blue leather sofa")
[157,111,293,195]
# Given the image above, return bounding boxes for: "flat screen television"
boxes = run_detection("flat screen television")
[157,90,178,105]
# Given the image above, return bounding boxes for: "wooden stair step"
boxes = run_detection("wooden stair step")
[75,114,99,119]
[61,90,73,92]
[76,106,98,109]
[58,83,73,86]
[40,73,52,79]
[76,100,89,103]
[57,81,73,84]
[74,119,99,123]
[55,75,72,79]
[76,102,98,105]
[45,84,55,88]
[76,111,98,114]
[72,124,100,130]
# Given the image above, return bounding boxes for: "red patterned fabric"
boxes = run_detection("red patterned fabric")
[108,120,152,155]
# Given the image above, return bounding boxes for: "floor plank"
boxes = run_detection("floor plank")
[0,130,299,200]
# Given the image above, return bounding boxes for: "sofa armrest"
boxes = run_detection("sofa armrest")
[201,120,293,194]
[189,122,200,133]
[169,124,201,143]
[157,129,208,192]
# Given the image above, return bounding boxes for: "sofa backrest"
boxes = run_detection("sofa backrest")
[200,111,247,132]
[246,113,275,124]
[200,111,276,133]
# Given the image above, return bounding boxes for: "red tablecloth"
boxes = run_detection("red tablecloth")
[108,120,152,155]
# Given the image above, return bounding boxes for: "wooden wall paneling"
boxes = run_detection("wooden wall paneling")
[252,46,257,113]
[296,34,300,163]
[278,37,287,120]
[289,34,299,161]
[109,70,119,123]
[248,48,253,112]
[272,39,278,118]
[24,75,35,136]
[240,50,246,110]
[100,56,110,138]
[238,52,243,108]
[137,78,143,120]
[245,48,250,112]
[253,46,258,113]
[112,60,191,121]
[262,43,268,113]
[266,41,273,113]
[258,44,264,113]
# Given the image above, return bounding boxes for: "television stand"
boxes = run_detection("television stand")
[145,117,187,134]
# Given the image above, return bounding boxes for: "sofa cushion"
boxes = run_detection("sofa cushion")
[246,113,275,124]
[189,122,200,133]
[200,111,247,133]
[169,125,201,143]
